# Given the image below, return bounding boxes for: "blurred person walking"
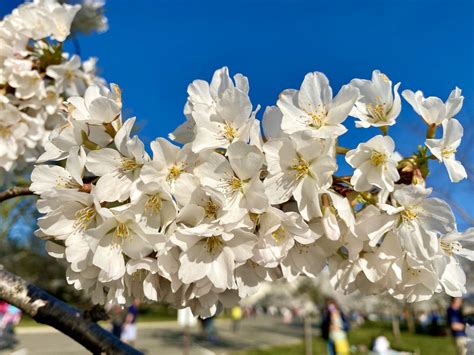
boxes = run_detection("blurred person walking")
[447,297,467,355]
[199,316,218,343]
[321,298,349,355]
[231,305,242,332]
[108,304,124,339]
[0,302,22,349]
[121,299,140,346]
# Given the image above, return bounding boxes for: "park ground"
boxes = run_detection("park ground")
[2,316,458,355]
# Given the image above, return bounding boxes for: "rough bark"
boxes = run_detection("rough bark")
[0,266,142,355]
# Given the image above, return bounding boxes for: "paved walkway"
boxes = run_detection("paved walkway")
[1,316,319,354]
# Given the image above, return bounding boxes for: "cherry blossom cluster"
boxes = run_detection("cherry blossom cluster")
[0,0,106,184]
[30,65,473,317]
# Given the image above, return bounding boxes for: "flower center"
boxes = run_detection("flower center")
[46,90,57,100]
[222,176,243,197]
[30,74,40,84]
[65,70,76,81]
[407,267,422,277]
[271,226,286,243]
[56,176,81,189]
[307,110,326,129]
[204,200,219,219]
[370,150,387,166]
[440,240,462,257]
[222,121,237,142]
[0,126,11,138]
[289,155,310,180]
[145,194,162,213]
[113,223,131,245]
[120,158,141,172]
[366,96,387,122]
[295,243,310,254]
[205,235,223,254]
[441,148,456,159]
[74,206,96,230]
[249,212,260,225]
[167,165,182,181]
[401,207,418,222]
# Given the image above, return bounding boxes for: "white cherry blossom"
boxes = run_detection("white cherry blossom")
[263,133,337,220]
[425,118,467,182]
[86,209,165,282]
[47,55,87,97]
[194,142,268,224]
[170,66,249,144]
[67,84,122,124]
[402,87,463,125]
[438,228,474,261]
[350,70,401,128]
[191,87,258,153]
[346,135,400,192]
[278,72,359,138]
[171,224,256,289]
[380,184,455,259]
[252,207,315,267]
[86,118,149,202]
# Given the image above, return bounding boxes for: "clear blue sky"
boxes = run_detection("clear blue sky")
[1,0,473,227]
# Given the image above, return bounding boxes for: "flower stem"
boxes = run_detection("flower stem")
[336,146,350,155]
[380,125,389,136]
[426,124,437,139]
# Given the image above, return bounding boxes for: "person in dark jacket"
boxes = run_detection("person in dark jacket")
[447,297,467,355]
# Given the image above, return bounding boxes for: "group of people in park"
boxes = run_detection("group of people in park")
[321,296,471,355]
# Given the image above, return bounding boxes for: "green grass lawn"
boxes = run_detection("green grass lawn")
[240,322,457,355]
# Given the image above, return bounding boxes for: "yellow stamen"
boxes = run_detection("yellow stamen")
[222,121,237,142]
[145,194,162,213]
[56,176,81,189]
[65,70,76,80]
[271,226,286,243]
[120,158,141,172]
[46,90,56,100]
[204,200,219,219]
[440,240,462,257]
[305,103,327,129]
[289,155,310,180]
[366,96,387,122]
[441,148,456,159]
[205,235,223,254]
[0,126,11,138]
[401,207,418,222]
[73,206,96,230]
[167,165,182,181]
[370,150,387,166]
[249,213,260,225]
[113,223,131,245]
[229,176,242,191]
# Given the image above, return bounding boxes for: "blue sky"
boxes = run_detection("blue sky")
[1,0,473,226]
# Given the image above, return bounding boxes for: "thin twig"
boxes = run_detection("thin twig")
[0,186,34,203]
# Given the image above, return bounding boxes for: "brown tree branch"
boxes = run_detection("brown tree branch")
[0,186,34,203]
[0,266,142,355]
